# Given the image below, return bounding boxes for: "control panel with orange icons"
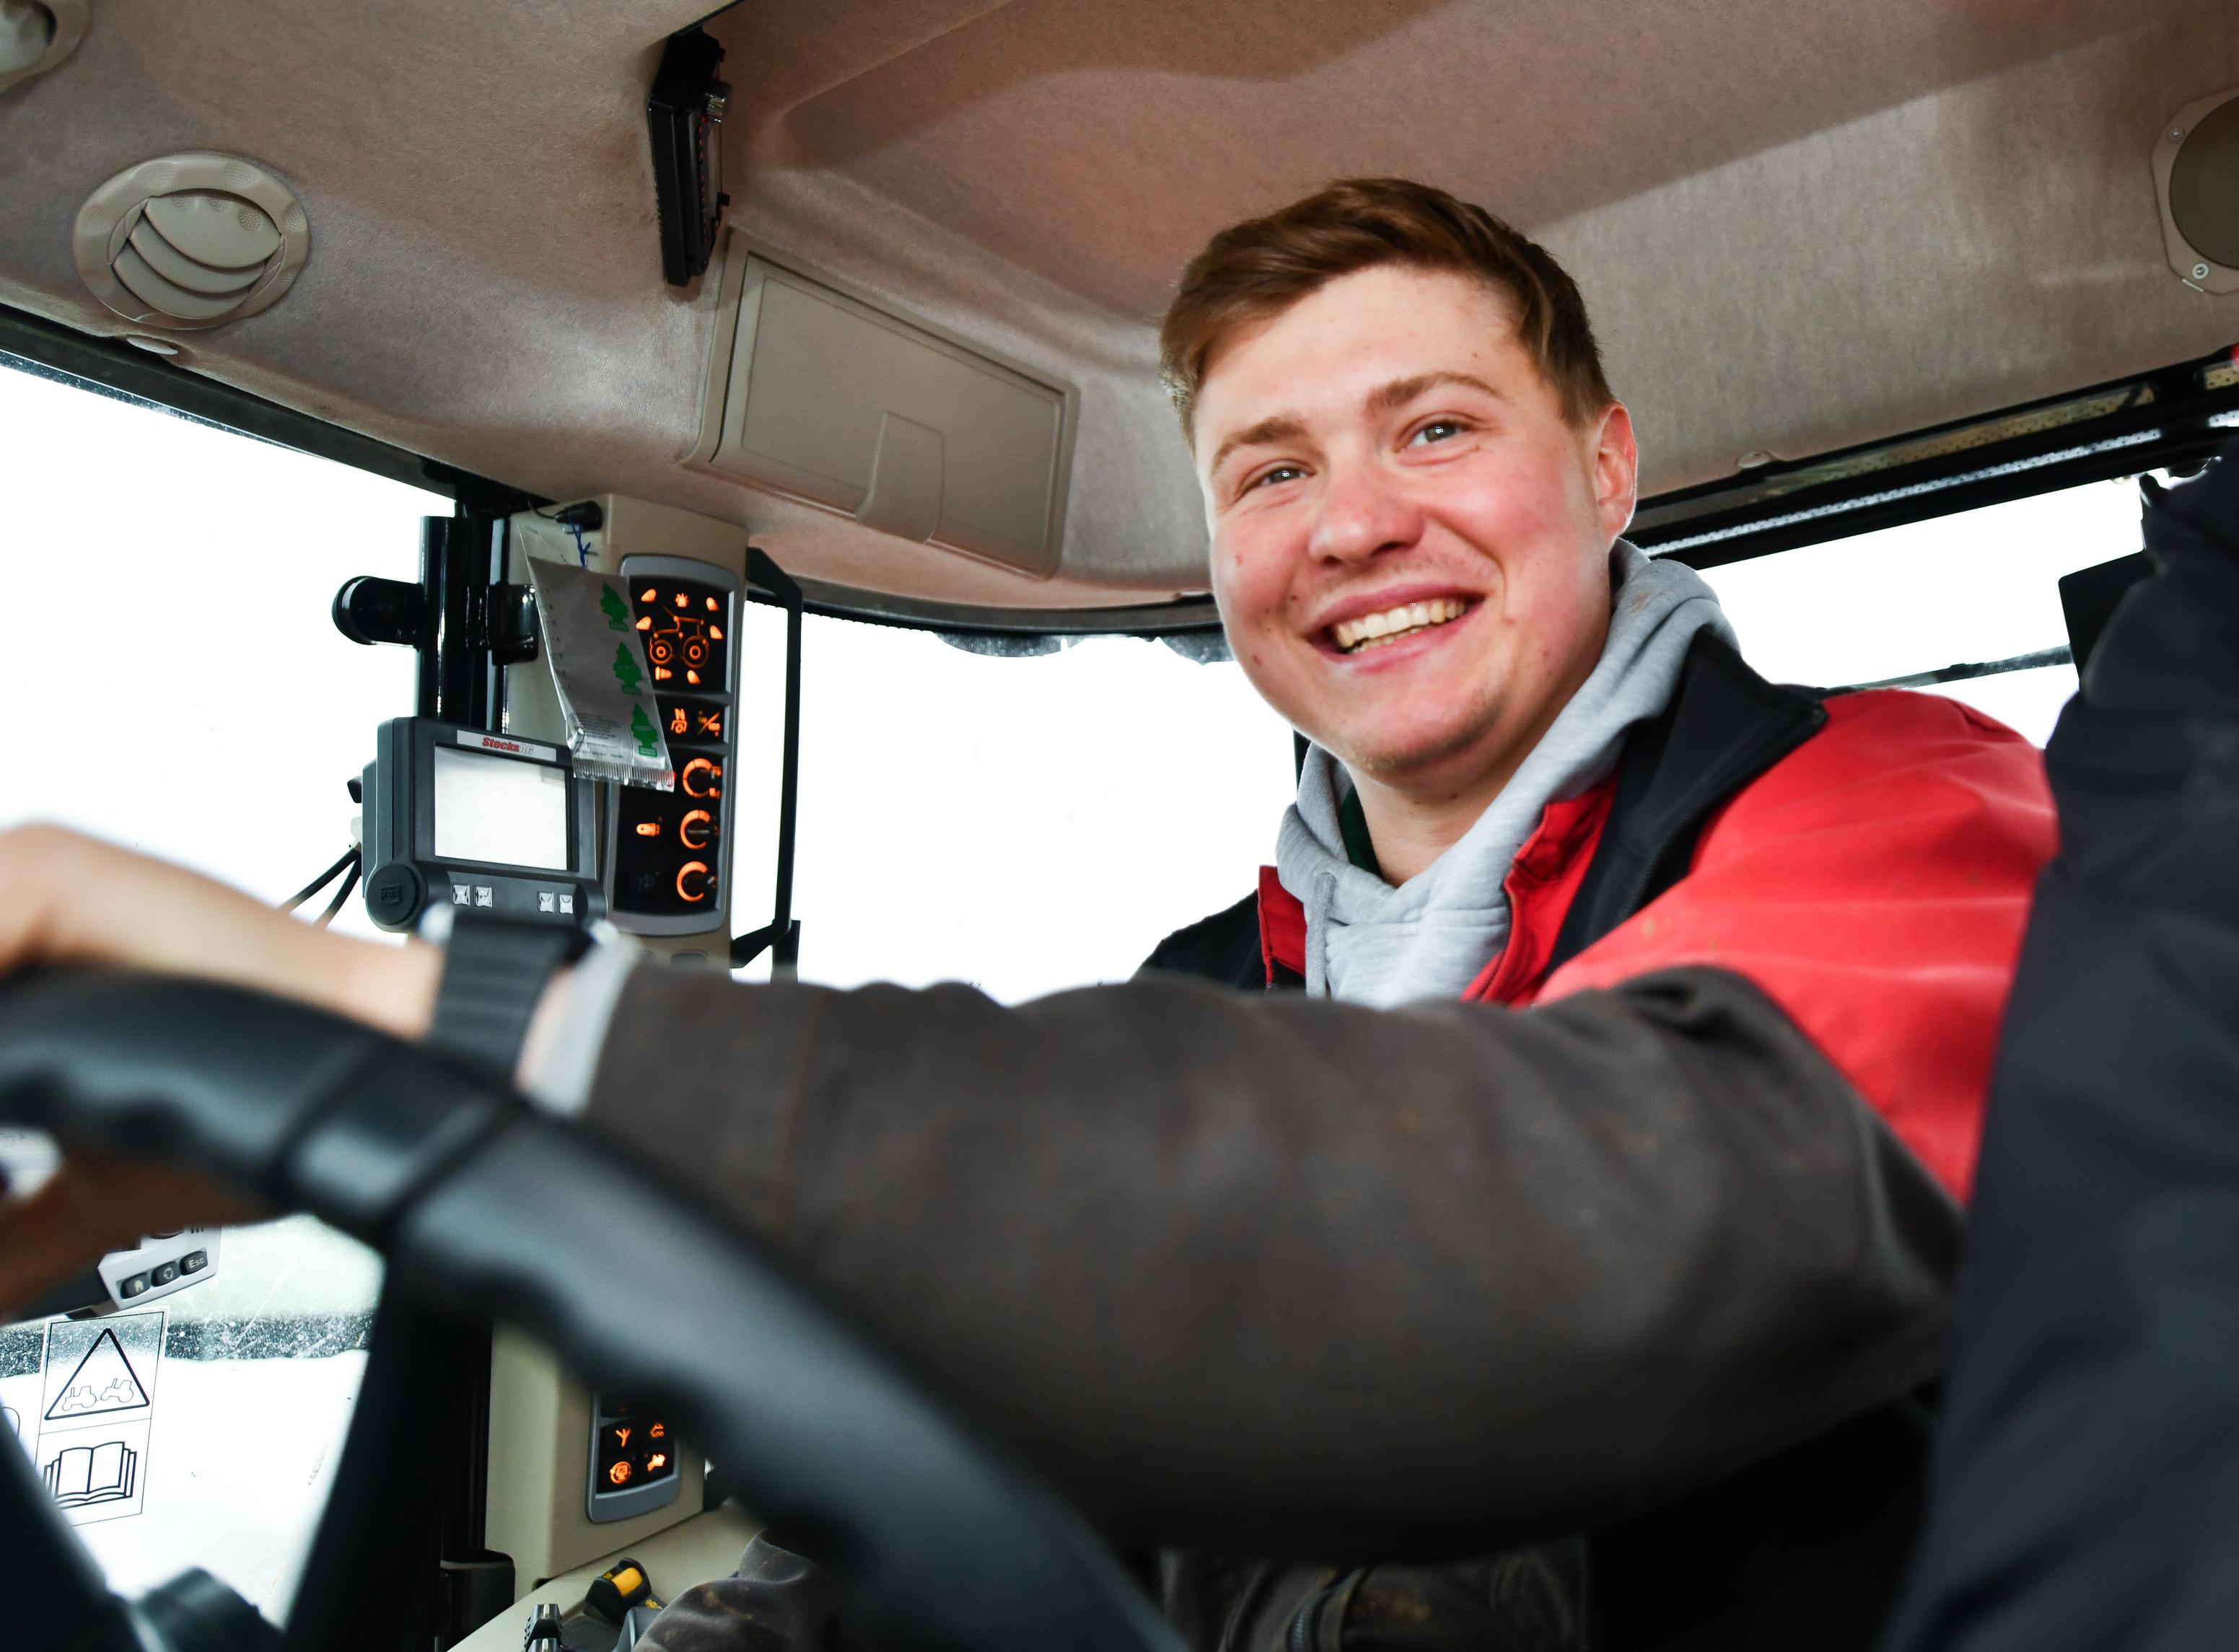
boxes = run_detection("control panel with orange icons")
[605,556,742,936]
[587,1394,683,1524]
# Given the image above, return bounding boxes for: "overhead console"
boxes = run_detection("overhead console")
[688,242,1077,579]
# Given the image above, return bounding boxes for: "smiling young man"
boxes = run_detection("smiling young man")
[0,183,2056,1651]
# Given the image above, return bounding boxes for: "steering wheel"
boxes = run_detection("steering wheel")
[0,970,1183,1652]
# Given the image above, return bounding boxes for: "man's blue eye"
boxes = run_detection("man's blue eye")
[1253,465,1305,489]
[1411,421,1463,445]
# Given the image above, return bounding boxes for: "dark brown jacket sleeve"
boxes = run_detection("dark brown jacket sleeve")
[581,963,1958,1558]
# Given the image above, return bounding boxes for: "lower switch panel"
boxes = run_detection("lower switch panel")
[99,1229,221,1311]
[588,1394,683,1524]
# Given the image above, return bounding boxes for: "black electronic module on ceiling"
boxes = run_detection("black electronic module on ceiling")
[647,26,731,287]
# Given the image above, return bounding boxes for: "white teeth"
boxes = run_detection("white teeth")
[1331,597,1468,654]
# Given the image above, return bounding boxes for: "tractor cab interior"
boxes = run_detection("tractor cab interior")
[1,1,2235,1648]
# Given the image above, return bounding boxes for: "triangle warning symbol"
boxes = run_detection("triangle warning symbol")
[45,1328,151,1421]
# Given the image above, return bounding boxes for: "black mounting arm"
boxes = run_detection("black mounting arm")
[732,548,804,974]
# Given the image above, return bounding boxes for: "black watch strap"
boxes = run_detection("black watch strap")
[426,913,590,1078]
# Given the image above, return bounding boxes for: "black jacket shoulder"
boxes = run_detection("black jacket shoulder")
[1136,892,1269,991]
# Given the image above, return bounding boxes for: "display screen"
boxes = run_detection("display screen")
[431,745,570,870]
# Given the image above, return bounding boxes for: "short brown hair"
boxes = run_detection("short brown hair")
[1159,177,1613,439]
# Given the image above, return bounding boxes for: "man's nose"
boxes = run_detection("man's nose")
[1305,460,1421,565]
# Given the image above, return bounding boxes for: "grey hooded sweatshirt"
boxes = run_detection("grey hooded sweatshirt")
[1275,540,1736,1007]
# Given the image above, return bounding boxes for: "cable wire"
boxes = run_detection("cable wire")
[312,853,362,930]
[282,846,359,914]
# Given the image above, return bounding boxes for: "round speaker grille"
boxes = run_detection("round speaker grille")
[2171,96,2239,271]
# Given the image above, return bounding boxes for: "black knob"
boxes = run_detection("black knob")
[333,576,426,648]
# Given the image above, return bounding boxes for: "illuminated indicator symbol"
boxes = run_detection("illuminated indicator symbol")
[645,1452,670,1472]
[670,707,688,734]
[653,667,673,682]
[695,710,722,737]
[685,670,701,686]
[634,821,662,838]
[640,588,657,603]
[676,861,711,902]
[706,596,719,611]
[680,809,712,848]
[613,1426,631,1449]
[681,758,720,798]
[647,1422,667,1441]
[674,592,689,607]
[636,616,652,631]
[608,1460,634,1488]
[710,625,723,641]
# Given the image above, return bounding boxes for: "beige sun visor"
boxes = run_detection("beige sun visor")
[0,0,2233,611]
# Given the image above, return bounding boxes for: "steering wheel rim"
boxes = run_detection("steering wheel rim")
[0,970,1183,1652]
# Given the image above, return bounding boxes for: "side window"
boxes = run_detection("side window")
[724,616,1298,1001]
[1695,478,2150,744]
[0,356,445,1612]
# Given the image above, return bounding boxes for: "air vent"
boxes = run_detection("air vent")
[2156,90,2239,296]
[0,0,86,97]
[73,153,310,330]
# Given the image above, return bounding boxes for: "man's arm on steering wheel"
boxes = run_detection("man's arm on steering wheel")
[0,813,1960,1557]
[0,822,442,1303]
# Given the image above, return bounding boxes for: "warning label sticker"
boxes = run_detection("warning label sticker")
[35,1312,163,1526]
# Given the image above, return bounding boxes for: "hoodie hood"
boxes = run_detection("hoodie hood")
[1275,540,1735,1006]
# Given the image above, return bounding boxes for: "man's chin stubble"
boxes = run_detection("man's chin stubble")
[1329,694,1513,795]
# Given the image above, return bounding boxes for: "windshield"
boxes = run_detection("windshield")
[0,346,2159,1611]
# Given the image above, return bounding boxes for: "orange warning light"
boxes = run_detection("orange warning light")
[640,588,657,603]
[634,822,662,838]
[613,1426,631,1449]
[645,1451,669,1472]
[670,707,688,734]
[706,596,719,611]
[685,669,701,685]
[648,1422,667,1441]
[653,666,673,681]
[675,592,689,607]
[676,861,711,902]
[608,1459,634,1487]
[710,625,723,641]
[636,616,652,631]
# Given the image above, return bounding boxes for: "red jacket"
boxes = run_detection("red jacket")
[1256,687,2056,1199]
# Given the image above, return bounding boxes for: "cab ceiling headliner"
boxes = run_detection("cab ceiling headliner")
[1,0,2233,610]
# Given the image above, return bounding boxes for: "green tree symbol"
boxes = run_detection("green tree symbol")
[600,584,632,632]
[612,643,644,695]
[631,703,660,757]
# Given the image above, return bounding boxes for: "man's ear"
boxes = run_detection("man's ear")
[1590,402,1639,540]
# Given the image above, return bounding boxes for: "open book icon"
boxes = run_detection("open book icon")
[45,1440,138,1508]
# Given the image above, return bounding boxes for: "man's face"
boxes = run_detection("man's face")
[1195,265,1637,795]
